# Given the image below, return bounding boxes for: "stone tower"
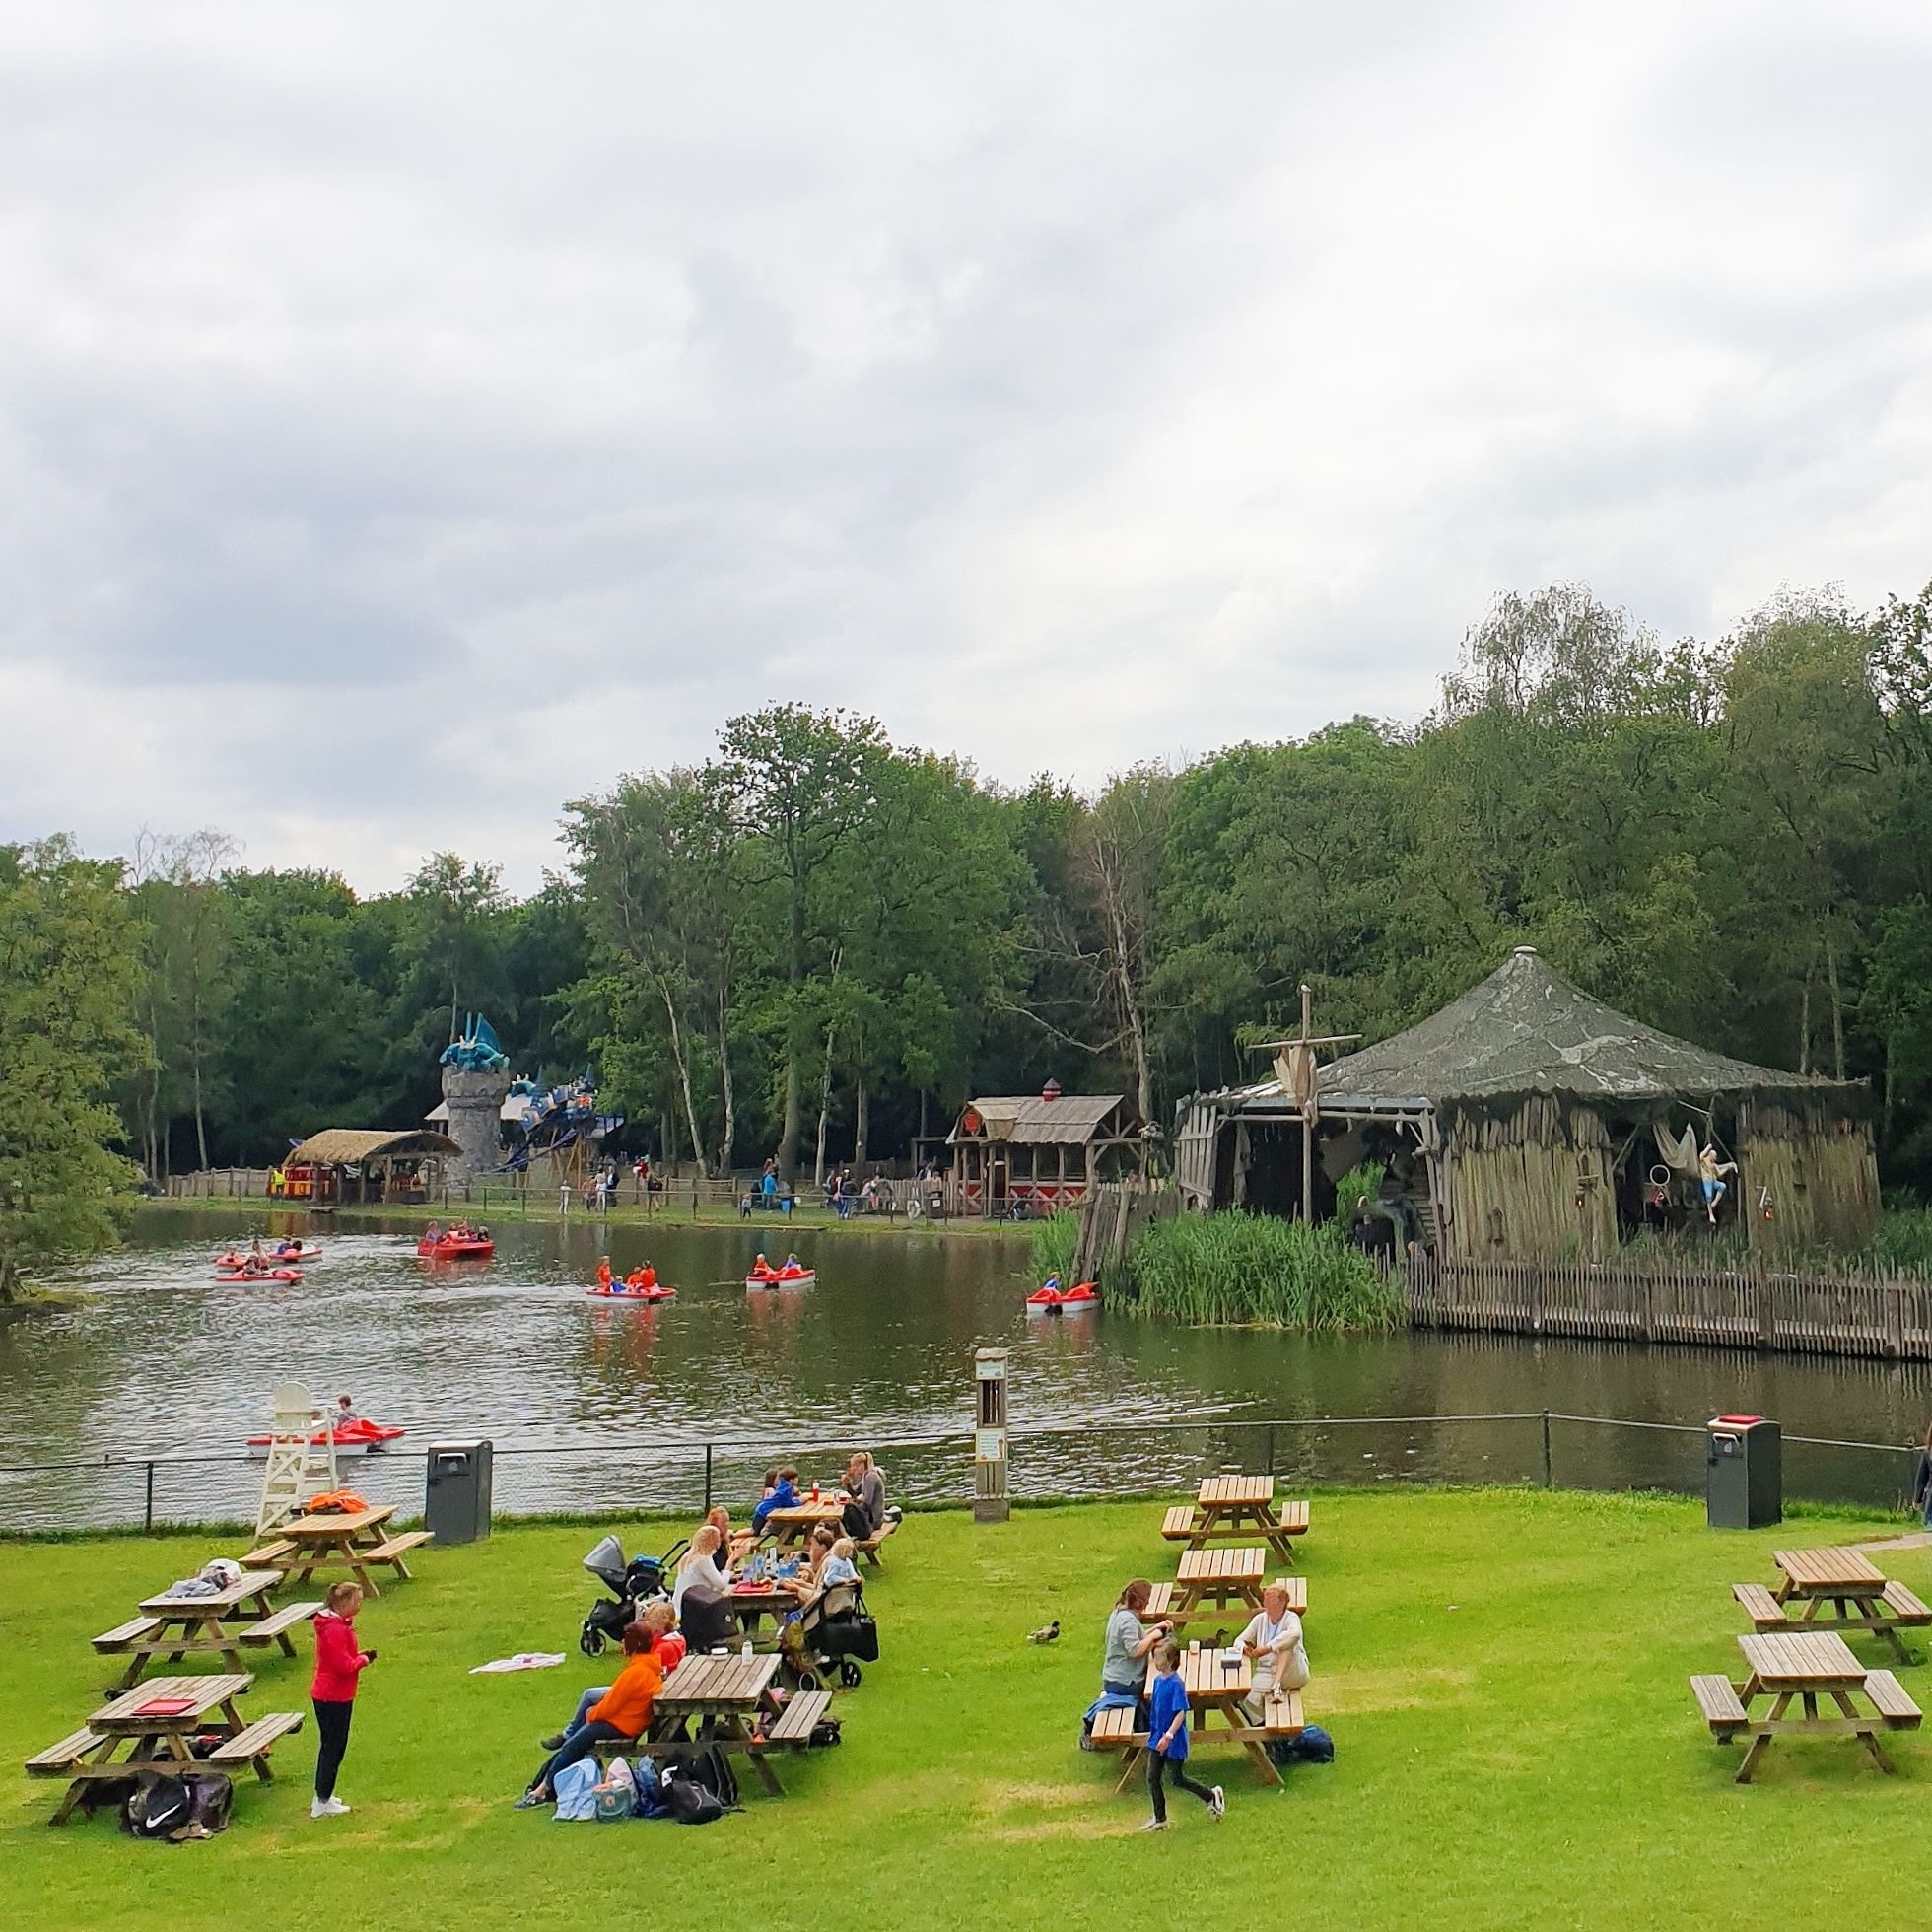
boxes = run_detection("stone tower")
[442,1064,510,1183]
[439,1013,512,1184]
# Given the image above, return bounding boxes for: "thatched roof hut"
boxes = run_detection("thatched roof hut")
[277,1128,461,1205]
[1177,947,1878,1259]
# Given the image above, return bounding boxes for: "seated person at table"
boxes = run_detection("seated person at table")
[751,1466,801,1534]
[843,1450,897,1539]
[1102,1580,1171,1700]
[1235,1583,1309,1722]
[537,1603,685,1751]
[705,1505,753,1569]
[780,1527,840,1600]
[817,1536,861,1590]
[517,1622,664,1807]
[672,1526,730,1617]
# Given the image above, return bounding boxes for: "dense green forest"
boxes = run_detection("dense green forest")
[11,578,1932,1280]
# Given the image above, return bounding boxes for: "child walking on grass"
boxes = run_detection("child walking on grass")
[1142,1640,1223,1832]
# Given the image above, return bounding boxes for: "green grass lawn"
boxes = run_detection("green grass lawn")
[6,1491,1931,1930]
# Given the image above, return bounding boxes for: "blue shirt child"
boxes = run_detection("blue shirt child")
[752,1478,800,1533]
[1148,1667,1191,1760]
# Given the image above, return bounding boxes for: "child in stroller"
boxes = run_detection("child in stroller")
[777,1570,880,1690]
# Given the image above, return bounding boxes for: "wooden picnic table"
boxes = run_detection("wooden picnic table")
[725,1581,805,1633]
[1101,1645,1302,1790]
[759,1498,849,1549]
[95,1569,318,1690]
[1748,1549,1932,1663]
[1147,1547,1270,1624]
[273,1505,432,1596]
[26,1672,305,1825]
[649,1649,789,1794]
[1142,1572,1305,1628]
[1160,1478,1310,1563]
[1690,1630,1924,1783]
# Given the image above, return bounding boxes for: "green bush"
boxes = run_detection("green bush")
[1118,1209,1404,1331]
[1029,1209,1079,1282]
[1331,1161,1385,1222]
[1877,1208,1932,1272]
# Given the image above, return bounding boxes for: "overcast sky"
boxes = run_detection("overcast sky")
[4,2,1931,893]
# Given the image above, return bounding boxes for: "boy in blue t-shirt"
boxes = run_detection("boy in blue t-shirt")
[752,1466,801,1534]
[1142,1640,1225,1831]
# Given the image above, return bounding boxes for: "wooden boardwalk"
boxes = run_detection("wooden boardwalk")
[1405,1258,1932,1361]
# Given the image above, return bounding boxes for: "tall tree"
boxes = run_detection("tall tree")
[0,839,146,1300]
[705,705,887,1182]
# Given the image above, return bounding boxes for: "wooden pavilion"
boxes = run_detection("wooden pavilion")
[1174,947,1879,1260]
[274,1128,462,1205]
[947,1084,1144,1217]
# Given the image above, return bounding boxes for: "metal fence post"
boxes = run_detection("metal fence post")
[1266,1423,1276,1477]
[145,1460,155,1533]
[1540,1411,1552,1488]
[703,1444,713,1515]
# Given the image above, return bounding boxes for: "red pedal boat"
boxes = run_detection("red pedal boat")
[245,1418,405,1458]
[1025,1279,1099,1313]
[418,1225,495,1260]
[746,1266,815,1288]
[214,1267,303,1284]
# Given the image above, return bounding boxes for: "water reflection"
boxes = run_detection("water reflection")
[0,1208,1926,1527]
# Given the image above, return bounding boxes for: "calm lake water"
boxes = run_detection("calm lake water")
[3,1208,1929,1528]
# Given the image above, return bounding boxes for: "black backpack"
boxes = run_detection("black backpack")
[663,1775,724,1825]
[686,1743,740,1809]
[121,1771,231,1841]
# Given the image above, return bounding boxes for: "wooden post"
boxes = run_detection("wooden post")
[973,1349,1010,1523]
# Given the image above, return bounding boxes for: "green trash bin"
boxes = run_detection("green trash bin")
[1706,1414,1780,1530]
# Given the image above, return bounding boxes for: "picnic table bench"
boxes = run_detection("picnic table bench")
[25,1673,304,1825]
[265,1505,431,1595]
[1160,1478,1310,1563]
[1731,1550,1932,1663]
[1088,1648,1304,1790]
[95,1570,314,1690]
[1142,1573,1306,1628]
[1690,1630,1923,1782]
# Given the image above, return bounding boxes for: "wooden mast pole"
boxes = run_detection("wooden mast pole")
[1300,984,1314,1225]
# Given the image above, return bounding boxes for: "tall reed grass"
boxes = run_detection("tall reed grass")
[1878,1208,1932,1272]
[1029,1210,1079,1282]
[1117,1210,1404,1331]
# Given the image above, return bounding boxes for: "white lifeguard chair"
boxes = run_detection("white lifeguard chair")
[254,1379,337,1538]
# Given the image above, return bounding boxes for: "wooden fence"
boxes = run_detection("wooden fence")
[1406,1257,1932,1361]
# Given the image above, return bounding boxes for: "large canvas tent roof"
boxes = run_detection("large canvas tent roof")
[1313,947,1833,1108]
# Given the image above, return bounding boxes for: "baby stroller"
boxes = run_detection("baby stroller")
[777,1577,880,1690]
[579,1532,683,1657]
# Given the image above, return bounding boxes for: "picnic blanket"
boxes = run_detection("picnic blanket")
[469,1652,567,1675]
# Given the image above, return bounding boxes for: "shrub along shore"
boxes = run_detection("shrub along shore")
[4,1491,1928,1930]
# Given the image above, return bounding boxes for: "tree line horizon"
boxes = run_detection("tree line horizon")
[12,572,1932,1210]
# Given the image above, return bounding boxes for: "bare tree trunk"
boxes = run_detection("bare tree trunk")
[716,1022,736,1177]
[854,1076,868,1173]
[656,980,708,1178]
[1798,962,1813,1076]
[1825,932,1845,1081]
[1107,884,1155,1126]
[813,1023,836,1187]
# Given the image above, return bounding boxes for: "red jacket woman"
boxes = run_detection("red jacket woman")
[310,1583,375,1818]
